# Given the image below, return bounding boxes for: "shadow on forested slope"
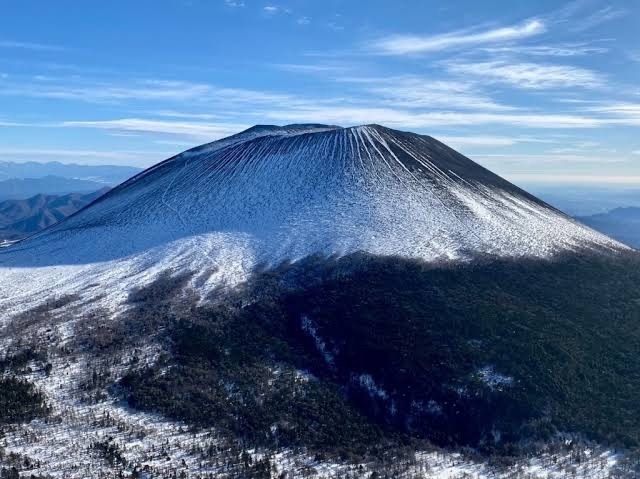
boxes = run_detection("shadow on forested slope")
[108,250,640,459]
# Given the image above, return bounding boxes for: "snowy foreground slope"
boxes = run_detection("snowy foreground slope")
[0,124,623,313]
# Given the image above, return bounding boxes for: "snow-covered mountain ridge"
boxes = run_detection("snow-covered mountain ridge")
[0,124,625,314]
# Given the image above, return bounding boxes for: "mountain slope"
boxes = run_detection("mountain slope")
[0,188,110,240]
[578,207,640,248]
[0,124,624,313]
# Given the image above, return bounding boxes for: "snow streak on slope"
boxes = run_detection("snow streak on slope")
[0,124,625,314]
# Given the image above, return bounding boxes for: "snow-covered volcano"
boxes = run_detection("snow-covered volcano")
[0,124,624,313]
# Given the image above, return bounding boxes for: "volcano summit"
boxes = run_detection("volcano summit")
[0,124,623,313]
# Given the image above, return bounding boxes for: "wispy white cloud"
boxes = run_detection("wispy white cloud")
[435,136,519,147]
[0,147,161,161]
[60,118,248,140]
[472,153,623,164]
[263,5,291,15]
[211,86,296,105]
[569,6,625,32]
[554,98,602,105]
[154,139,200,148]
[0,77,213,103]
[274,63,349,74]
[0,119,31,127]
[0,75,306,109]
[297,16,311,25]
[150,110,223,120]
[341,75,515,111]
[10,100,637,138]
[259,105,613,129]
[548,142,618,154]
[224,0,245,7]
[0,40,65,52]
[586,102,640,117]
[505,173,640,185]
[445,60,604,89]
[548,1,625,30]
[327,22,345,31]
[11,90,640,140]
[549,147,616,155]
[369,19,545,55]
[434,135,553,148]
[3,64,638,148]
[481,43,608,57]
[557,140,600,149]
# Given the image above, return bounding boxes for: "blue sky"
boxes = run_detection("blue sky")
[0,0,639,184]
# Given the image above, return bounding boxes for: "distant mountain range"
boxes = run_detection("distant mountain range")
[0,161,140,201]
[578,207,640,248]
[0,188,109,241]
[0,176,112,201]
[0,161,141,184]
[0,161,139,240]
[525,184,640,217]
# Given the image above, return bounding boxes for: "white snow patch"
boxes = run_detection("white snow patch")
[476,365,513,391]
[355,373,388,400]
[301,315,335,366]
